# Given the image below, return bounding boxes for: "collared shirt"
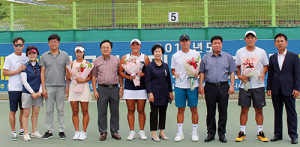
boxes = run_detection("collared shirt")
[145,60,172,106]
[21,61,41,94]
[278,49,287,71]
[200,51,237,83]
[39,50,70,86]
[92,55,120,85]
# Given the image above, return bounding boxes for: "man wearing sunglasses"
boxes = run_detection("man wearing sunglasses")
[3,37,28,141]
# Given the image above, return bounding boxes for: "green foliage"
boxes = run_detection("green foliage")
[0,2,8,20]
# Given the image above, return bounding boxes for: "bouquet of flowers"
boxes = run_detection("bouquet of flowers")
[67,63,94,93]
[241,55,260,91]
[183,56,201,91]
[122,56,144,86]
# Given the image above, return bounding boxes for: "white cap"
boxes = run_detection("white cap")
[130,39,141,45]
[75,46,85,52]
[245,31,256,37]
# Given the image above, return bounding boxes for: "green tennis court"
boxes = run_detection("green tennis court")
[0,101,299,147]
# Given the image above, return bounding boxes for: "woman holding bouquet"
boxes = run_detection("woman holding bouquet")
[119,39,150,140]
[20,46,43,141]
[67,45,92,140]
[145,44,173,142]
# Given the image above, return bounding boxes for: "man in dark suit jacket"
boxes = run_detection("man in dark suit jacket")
[267,33,300,144]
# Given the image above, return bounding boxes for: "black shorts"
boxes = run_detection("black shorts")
[238,87,266,108]
[8,91,23,112]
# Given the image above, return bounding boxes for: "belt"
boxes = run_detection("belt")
[206,81,228,86]
[99,84,118,88]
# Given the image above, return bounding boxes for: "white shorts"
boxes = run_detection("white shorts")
[123,89,148,99]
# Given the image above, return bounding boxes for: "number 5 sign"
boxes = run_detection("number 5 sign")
[169,12,178,22]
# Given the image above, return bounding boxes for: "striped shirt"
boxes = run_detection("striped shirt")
[92,55,120,85]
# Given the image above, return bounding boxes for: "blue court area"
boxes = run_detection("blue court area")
[0,101,299,147]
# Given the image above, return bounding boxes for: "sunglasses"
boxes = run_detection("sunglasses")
[33,66,37,75]
[14,44,24,47]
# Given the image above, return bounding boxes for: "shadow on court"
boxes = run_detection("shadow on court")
[0,101,299,147]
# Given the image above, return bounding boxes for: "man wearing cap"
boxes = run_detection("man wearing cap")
[171,34,200,142]
[3,37,28,140]
[92,39,124,141]
[198,36,237,143]
[40,34,70,140]
[235,31,269,142]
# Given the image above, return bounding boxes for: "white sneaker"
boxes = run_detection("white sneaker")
[78,131,87,141]
[12,132,18,141]
[73,131,80,140]
[139,130,147,140]
[174,133,184,142]
[191,132,199,141]
[31,131,42,138]
[23,133,31,141]
[127,131,136,140]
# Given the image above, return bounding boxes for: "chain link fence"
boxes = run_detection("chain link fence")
[0,0,300,31]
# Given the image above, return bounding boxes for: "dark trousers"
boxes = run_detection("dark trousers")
[150,103,168,131]
[204,83,229,138]
[97,85,120,135]
[272,88,298,139]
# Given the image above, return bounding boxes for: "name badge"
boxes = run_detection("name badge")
[165,69,167,76]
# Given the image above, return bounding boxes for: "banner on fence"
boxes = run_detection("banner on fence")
[1,39,299,91]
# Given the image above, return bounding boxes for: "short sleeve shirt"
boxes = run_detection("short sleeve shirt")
[91,55,120,85]
[39,50,70,86]
[171,49,200,88]
[235,46,269,88]
[3,53,28,91]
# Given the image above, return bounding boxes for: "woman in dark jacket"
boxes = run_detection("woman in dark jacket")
[145,44,173,142]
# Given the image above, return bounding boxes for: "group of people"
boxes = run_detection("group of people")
[3,31,298,144]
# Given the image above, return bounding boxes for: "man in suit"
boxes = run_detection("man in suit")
[267,33,300,144]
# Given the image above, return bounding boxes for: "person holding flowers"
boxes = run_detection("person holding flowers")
[119,39,150,141]
[171,34,200,142]
[20,46,43,141]
[67,45,92,140]
[198,36,237,143]
[92,40,123,141]
[145,44,173,142]
[235,31,269,142]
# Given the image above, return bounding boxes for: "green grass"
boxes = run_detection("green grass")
[0,0,300,30]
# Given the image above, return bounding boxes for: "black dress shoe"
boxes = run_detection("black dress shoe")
[291,138,298,144]
[270,136,282,142]
[204,136,215,142]
[219,137,227,143]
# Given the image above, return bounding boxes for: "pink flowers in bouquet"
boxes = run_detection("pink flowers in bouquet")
[122,56,144,86]
[70,63,94,93]
[184,56,201,91]
[241,55,260,91]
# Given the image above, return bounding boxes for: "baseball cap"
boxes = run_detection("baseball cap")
[179,34,190,41]
[245,31,256,37]
[130,39,141,45]
[75,46,85,52]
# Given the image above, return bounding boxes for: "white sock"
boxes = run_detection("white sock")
[140,130,144,132]
[20,129,24,132]
[240,125,246,134]
[192,124,198,133]
[257,125,263,134]
[177,123,183,134]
